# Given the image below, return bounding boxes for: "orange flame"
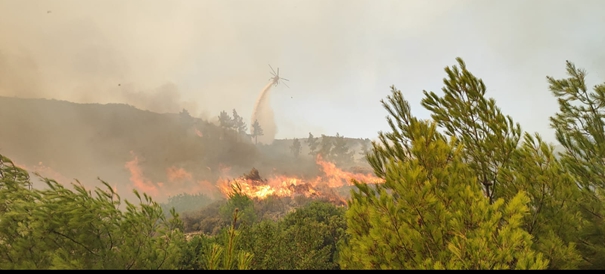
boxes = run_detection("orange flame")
[123,151,383,204]
[167,166,193,182]
[124,151,223,201]
[124,151,160,197]
[217,155,383,202]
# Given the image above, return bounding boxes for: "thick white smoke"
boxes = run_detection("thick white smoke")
[251,81,277,144]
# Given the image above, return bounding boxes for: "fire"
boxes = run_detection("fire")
[124,151,223,202]
[123,151,383,204]
[167,166,193,182]
[216,155,384,202]
[124,151,160,197]
[194,128,203,138]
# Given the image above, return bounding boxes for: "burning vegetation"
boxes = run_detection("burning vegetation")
[217,156,382,204]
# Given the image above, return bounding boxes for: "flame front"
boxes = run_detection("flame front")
[216,155,384,201]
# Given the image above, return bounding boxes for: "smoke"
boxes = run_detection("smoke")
[251,81,277,144]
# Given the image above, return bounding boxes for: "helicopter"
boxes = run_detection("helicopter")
[269,64,289,88]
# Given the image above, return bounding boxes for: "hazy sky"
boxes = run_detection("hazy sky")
[1,0,604,143]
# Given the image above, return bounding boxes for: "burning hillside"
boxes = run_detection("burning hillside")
[124,150,382,204]
[216,155,383,204]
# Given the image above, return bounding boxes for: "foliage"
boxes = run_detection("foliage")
[238,201,347,270]
[306,132,319,156]
[205,209,254,270]
[331,133,354,167]
[232,109,248,136]
[251,119,264,144]
[181,200,226,235]
[178,209,253,270]
[420,57,522,203]
[340,115,547,269]
[548,61,605,269]
[418,58,583,269]
[217,110,234,130]
[318,134,333,158]
[176,233,215,270]
[363,58,582,269]
[0,154,186,269]
[159,192,215,217]
[219,183,257,227]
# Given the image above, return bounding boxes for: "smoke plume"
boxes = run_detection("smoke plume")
[251,81,277,144]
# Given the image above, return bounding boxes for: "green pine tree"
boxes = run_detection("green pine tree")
[548,60,605,269]
[419,58,583,269]
[0,154,186,269]
[339,114,546,269]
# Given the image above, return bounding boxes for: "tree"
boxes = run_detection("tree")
[330,133,354,166]
[219,183,257,227]
[251,120,263,145]
[232,109,248,141]
[548,61,605,269]
[238,201,346,270]
[339,90,547,269]
[290,138,302,159]
[416,58,583,269]
[218,110,234,141]
[218,111,234,130]
[178,209,253,270]
[420,58,522,203]
[306,133,319,156]
[318,135,333,159]
[0,153,186,269]
[205,209,254,270]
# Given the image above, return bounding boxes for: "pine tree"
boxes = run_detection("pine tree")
[318,135,333,160]
[331,133,354,166]
[548,61,605,269]
[218,110,234,129]
[418,58,583,268]
[306,133,319,156]
[232,109,248,141]
[339,109,547,269]
[0,154,186,269]
[251,120,263,145]
[218,110,234,141]
[420,58,522,203]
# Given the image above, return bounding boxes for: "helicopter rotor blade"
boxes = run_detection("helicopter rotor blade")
[269,64,276,74]
[282,78,289,81]
[283,82,290,88]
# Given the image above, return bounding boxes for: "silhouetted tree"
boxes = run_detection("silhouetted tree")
[251,120,263,144]
[232,109,248,142]
[218,111,234,129]
[218,110,236,141]
[317,135,332,159]
[330,133,354,166]
[306,133,318,156]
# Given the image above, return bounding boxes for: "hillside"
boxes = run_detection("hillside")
[0,96,373,202]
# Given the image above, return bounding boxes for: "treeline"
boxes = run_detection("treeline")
[2,57,605,269]
[211,107,370,169]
